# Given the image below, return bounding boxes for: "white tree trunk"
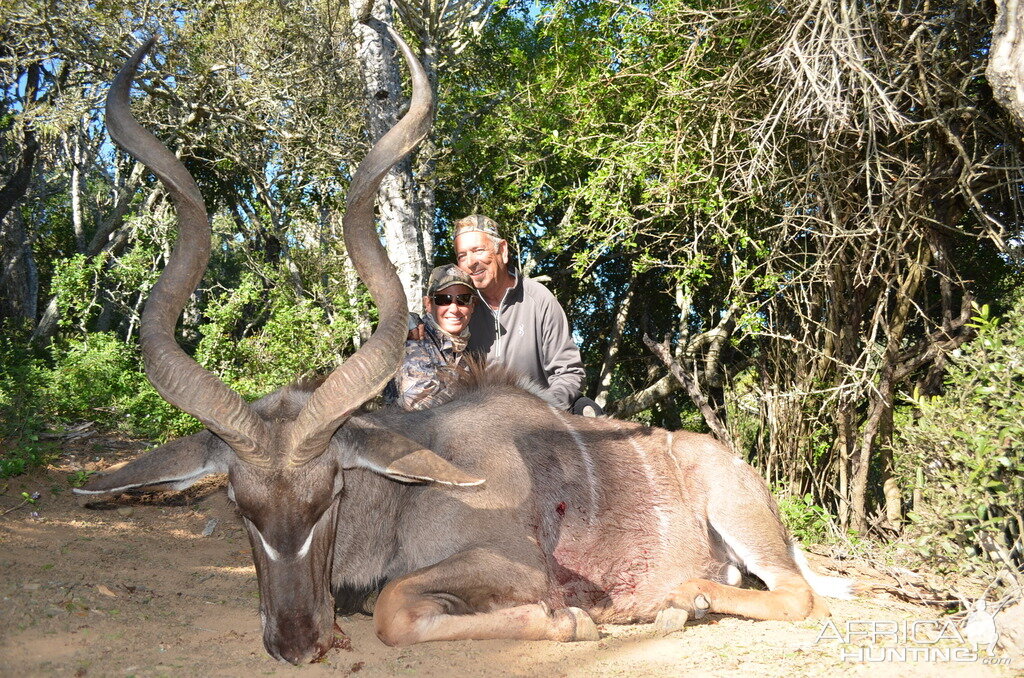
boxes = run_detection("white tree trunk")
[988,0,1024,132]
[350,0,430,314]
[70,130,86,252]
[594,282,634,409]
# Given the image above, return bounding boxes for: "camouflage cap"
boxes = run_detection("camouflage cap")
[426,264,474,296]
[452,214,501,241]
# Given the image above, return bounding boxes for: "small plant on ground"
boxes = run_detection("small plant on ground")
[776,491,835,545]
[67,470,95,487]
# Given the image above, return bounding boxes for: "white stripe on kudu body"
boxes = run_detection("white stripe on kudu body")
[550,407,599,517]
[621,425,671,553]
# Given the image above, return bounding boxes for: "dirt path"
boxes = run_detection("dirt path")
[0,441,1018,677]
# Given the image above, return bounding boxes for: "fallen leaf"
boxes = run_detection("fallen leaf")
[96,585,118,598]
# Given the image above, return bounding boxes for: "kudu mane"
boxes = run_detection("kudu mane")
[432,357,556,407]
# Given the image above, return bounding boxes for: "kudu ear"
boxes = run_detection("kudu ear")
[341,421,484,487]
[74,431,232,502]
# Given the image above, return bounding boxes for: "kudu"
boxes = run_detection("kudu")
[77,28,854,665]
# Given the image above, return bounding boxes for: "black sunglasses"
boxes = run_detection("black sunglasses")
[432,293,474,307]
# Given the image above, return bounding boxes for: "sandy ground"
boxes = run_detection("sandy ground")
[0,435,1019,678]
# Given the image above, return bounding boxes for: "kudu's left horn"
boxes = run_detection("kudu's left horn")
[106,27,434,468]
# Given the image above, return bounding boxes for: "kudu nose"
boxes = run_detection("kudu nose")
[266,635,324,666]
[264,612,328,665]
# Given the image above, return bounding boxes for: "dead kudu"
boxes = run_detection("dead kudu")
[77,29,854,665]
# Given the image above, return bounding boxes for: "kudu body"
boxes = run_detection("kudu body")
[78,29,853,665]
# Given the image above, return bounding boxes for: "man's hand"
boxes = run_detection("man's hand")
[407,313,425,341]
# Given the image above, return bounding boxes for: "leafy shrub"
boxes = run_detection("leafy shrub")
[119,385,202,441]
[897,301,1024,582]
[0,323,47,427]
[1,252,368,476]
[50,253,107,330]
[0,436,59,478]
[0,322,53,477]
[43,332,201,441]
[777,491,835,544]
[43,332,140,420]
[194,269,358,398]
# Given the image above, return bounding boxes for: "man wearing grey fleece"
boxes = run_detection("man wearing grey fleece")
[453,214,598,415]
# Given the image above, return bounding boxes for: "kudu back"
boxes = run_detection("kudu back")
[78,30,854,665]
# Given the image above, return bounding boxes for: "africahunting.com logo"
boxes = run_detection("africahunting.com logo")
[814,602,1012,665]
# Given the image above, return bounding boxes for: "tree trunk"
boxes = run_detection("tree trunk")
[988,0,1024,132]
[0,87,41,322]
[835,401,854,528]
[611,373,679,419]
[350,0,430,314]
[594,281,634,408]
[849,245,929,533]
[0,126,38,228]
[0,209,39,322]
[69,130,87,252]
[644,334,734,448]
[415,135,438,269]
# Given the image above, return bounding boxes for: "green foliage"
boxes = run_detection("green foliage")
[776,492,834,545]
[0,435,58,479]
[66,470,95,488]
[51,253,108,330]
[897,301,1024,580]
[0,323,53,477]
[43,332,141,420]
[193,268,359,399]
[42,332,201,441]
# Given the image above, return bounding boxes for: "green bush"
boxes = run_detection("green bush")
[43,332,201,441]
[0,324,54,477]
[897,301,1024,582]
[194,269,357,399]
[776,491,835,545]
[1,255,367,476]
[50,253,107,331]
[43,332,140,420]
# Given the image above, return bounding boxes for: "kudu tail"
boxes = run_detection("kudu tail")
[790,544,857,600]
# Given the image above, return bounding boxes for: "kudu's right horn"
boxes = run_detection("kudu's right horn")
[289,25,434,465]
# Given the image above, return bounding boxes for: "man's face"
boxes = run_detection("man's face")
[454,231,507,292]
[424,284,475,335]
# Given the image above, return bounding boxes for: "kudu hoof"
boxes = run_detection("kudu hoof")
[692,594,711,619]
[665,582,713,621]
[554,606,600,642]
[654,606,690,633]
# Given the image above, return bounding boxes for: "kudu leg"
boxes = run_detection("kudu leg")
[662,571,829,625]
[658,454,831,627]
[373,548,600,646]
[658,522,830,626]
